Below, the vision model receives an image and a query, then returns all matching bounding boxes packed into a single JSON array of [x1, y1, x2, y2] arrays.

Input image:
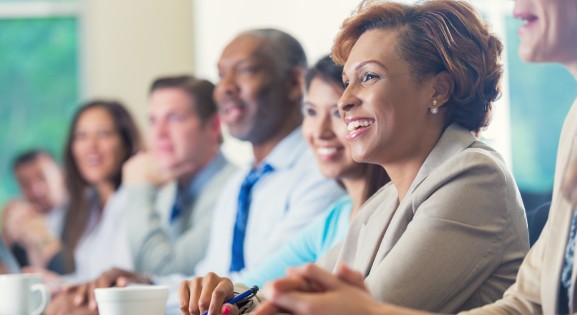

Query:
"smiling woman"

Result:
[[9, 100, 142, 280], [62, 101, 142, 277]]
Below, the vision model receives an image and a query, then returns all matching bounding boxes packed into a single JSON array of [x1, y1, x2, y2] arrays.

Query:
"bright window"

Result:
[[0, 2, 81, 206]]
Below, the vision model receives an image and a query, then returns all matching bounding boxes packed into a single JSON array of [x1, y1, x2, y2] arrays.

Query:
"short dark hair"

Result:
[[149, 75, 217, 124], [333, 0, 503, 133], [12, 149, 53, 172], [306, 55, 344, 90], [243, 28, 308, 74]]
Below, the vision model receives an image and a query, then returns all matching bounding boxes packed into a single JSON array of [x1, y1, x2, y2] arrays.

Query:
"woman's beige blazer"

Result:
[[318, 124, 530, 313]]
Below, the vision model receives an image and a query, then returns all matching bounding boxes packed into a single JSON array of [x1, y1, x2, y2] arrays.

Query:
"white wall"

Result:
[[83, 0, 195, 134], [192, 0, 361, 80]]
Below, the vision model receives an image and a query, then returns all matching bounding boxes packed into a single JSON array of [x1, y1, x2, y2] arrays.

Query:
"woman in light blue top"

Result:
[[235, 55, 390, 288]]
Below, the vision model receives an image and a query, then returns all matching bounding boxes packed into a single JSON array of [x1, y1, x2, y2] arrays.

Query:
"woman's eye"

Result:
[[361, 72, 380, 83], [333, 109, 341, 118], [304, 107, 316, 117]]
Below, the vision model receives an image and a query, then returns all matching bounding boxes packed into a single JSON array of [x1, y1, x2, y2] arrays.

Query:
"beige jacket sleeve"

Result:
[[461, 99, 577, 315], [459, 225, 546, 315]]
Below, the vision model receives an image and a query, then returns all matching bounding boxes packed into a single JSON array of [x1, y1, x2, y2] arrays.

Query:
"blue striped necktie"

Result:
[[229, 163, 274, 273], [560, 212, 577, 313], [169, 192, 183, 224]]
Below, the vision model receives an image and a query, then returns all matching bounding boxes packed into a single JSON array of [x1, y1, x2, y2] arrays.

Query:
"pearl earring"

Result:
[[430, 99, 439, 114]]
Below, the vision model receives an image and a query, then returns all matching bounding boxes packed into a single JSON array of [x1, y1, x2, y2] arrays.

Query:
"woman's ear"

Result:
[[432, 71, 454, 107]]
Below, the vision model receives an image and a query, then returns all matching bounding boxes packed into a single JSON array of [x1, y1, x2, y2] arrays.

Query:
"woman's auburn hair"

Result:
[[332, 0, 503, 133]]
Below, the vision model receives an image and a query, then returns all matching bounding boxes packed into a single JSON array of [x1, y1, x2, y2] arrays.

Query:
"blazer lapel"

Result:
[[353, 188, 399, 276], [409, 124, 476, 194], [370, 196, 415, 272]]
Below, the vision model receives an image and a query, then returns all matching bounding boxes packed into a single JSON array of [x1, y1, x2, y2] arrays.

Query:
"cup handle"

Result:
[[30, 283, 51, 315]]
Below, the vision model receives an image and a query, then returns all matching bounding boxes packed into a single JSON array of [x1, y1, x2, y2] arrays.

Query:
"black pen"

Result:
[[202, 286, 259, 315]]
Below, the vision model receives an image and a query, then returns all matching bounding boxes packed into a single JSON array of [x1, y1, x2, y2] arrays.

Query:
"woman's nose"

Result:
[[338, 86, 360, 114], [314, 114, 335, 140]]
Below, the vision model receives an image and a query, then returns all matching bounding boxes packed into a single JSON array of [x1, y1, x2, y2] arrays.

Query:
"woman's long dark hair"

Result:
[[306, 55, 390, 202], [61, 100, 142, 272]]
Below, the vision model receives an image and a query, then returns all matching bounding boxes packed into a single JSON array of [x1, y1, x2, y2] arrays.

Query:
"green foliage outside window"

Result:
[[0, 17, 79, 206]]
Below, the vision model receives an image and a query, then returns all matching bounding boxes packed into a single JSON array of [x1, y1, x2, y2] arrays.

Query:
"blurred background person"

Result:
[[60, 100, 142, 281], [8, 100, 142, 282], [117, 75, 237, 276], [1, 149, 67, 270]]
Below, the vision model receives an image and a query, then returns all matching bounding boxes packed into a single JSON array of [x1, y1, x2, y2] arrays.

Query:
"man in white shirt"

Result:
[[190, 29, 344, 279]]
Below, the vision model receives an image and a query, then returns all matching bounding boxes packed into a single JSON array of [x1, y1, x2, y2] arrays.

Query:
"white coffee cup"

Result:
[[0, 274, 50, 315], [95, 286, 169, 315]]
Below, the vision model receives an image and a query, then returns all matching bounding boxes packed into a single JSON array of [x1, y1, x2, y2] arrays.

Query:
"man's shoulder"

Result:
[[278, 142, 318, 174], [217, 160, 240, 179], [203, 160, 240, 192]]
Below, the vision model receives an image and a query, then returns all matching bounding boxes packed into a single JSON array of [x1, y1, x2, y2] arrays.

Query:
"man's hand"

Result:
[[122, 152, 171, 186], [2, 200, 61, 267], [123, 152, 196, 187]]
